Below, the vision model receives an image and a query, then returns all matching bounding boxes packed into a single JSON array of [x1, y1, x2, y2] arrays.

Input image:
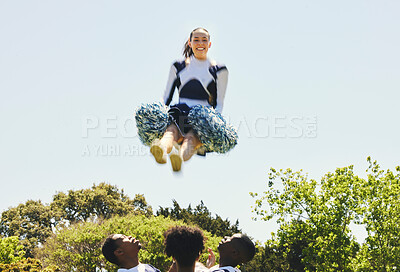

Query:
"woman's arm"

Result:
[[162, 64, 178, 106], [214, 68, 228, 113]]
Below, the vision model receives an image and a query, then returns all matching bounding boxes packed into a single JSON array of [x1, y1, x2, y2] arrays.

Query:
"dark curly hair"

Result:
[[164, 226, 205, 267]]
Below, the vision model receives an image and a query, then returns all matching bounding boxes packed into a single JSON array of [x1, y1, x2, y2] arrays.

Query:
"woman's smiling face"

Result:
[[189, 29, 211, 60]]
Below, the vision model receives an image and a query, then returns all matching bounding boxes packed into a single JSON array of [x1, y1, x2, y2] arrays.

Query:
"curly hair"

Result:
[[164, 226, 205, 267]]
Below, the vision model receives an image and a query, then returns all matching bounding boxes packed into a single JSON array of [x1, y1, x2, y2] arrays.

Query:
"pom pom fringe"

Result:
[[188, 105, 238, 153], [135, 102, 169, 146]]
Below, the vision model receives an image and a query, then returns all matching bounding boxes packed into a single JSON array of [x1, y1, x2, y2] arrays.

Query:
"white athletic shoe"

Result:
[[169, 147, 183, 172], [150, 139, 167, 164]]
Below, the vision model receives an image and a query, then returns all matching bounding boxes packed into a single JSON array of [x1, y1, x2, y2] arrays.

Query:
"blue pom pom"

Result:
[[188, 105, 238, 153], [135, 102, 169, 146]]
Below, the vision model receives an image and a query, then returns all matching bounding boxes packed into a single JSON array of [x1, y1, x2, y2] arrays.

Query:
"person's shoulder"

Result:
[[171, 58, 187, 73], [195, 261, 209, 272], [209, 59, 228, 72], [210, 266, 240, 272], [208, 59, 228, 80], [143, 263, 161, 272]]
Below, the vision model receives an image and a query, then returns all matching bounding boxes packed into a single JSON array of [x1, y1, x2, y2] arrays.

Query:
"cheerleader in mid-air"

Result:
[[135, 27, 237, 172]]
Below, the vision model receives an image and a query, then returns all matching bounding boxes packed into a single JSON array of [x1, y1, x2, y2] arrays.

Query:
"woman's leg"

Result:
[[160, 124, 181, 153], [180, 130, 202, 161], [151, 124, 181, 164]]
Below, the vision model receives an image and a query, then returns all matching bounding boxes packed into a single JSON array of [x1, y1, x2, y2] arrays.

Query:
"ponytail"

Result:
[[182, 27, 210, 58], [183, 39, 193, 59]]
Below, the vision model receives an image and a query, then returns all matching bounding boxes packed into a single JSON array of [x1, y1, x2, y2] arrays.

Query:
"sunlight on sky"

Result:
[[1, 0, 399, 242]]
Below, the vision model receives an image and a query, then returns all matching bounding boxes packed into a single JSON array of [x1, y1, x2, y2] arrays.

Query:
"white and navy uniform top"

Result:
[[209, 266, 241, 272], [195, 265, 241, 272], [117, 263, 161, 272], [162, 55, 229, 114], [210, 266, 240, 272]]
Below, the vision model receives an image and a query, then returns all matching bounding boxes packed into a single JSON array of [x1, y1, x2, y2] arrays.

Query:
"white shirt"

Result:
[[195, 262, 210, 272], [117, 263, 159, 272], [195, 265, 241, 272], [209, 265, 241, 272]]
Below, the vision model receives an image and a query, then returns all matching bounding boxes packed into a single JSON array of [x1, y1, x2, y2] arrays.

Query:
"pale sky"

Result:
[[1, 0, 399, 243]]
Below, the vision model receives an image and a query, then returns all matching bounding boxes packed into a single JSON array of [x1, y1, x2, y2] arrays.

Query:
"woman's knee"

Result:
[[183, 132, 195, 142], [184, 132, 201, 147], [165, 124, 180, 138]]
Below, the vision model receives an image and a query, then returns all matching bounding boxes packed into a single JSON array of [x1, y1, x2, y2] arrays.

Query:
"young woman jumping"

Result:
[[135, 27, 237, 172]]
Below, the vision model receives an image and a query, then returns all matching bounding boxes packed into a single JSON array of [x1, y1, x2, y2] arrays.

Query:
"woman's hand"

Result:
[[206, 248, 216, 268], [168, 261, 177, 272]]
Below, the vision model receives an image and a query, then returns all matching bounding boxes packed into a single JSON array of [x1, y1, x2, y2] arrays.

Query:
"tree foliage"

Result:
[[251, 158, 400, 271], [351, 158, 400, 271], [0, 236, 25, 264], [6, 158, 400, 272], [0, 200, 53, 257], [157, 200, 240, 237], [244, 240, 284, 272], [51, 182, 153, 223], [36, 214, 221, 272], [0, 183, 153, 259], [0, 257, 59, 272]]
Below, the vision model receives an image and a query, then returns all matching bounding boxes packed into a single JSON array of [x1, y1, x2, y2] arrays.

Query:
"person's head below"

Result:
[[164, 225, 205, 271], [102, 234, 141, 269], [218, 233, 256, 267], [183, 27, 211, 60]]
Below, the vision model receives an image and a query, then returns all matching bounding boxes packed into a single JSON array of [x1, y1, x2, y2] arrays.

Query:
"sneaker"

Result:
[[169, 148, 183, 172], [150, 139, 167, 164]]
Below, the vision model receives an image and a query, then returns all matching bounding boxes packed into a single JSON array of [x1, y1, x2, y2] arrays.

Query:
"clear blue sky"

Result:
[[1, 0, 399, 243]]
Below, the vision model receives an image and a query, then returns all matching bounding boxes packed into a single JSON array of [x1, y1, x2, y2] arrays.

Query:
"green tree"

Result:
[[51, 182, 152, 223], [36, 214, 221, 272], [0, 183, 153, 259], [244, 240, 285, 272], [350, 158, 400, 271], [157, 200, 240, 237], [251, 166, 362, 271], [0, 236, 25, 264], [0, 200, 53, 258], [245, 223, 311, 272], [0, 257, 59, 272]]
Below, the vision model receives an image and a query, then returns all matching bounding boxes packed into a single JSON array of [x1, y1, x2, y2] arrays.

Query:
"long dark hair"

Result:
[[183, 27, 210, 58]]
